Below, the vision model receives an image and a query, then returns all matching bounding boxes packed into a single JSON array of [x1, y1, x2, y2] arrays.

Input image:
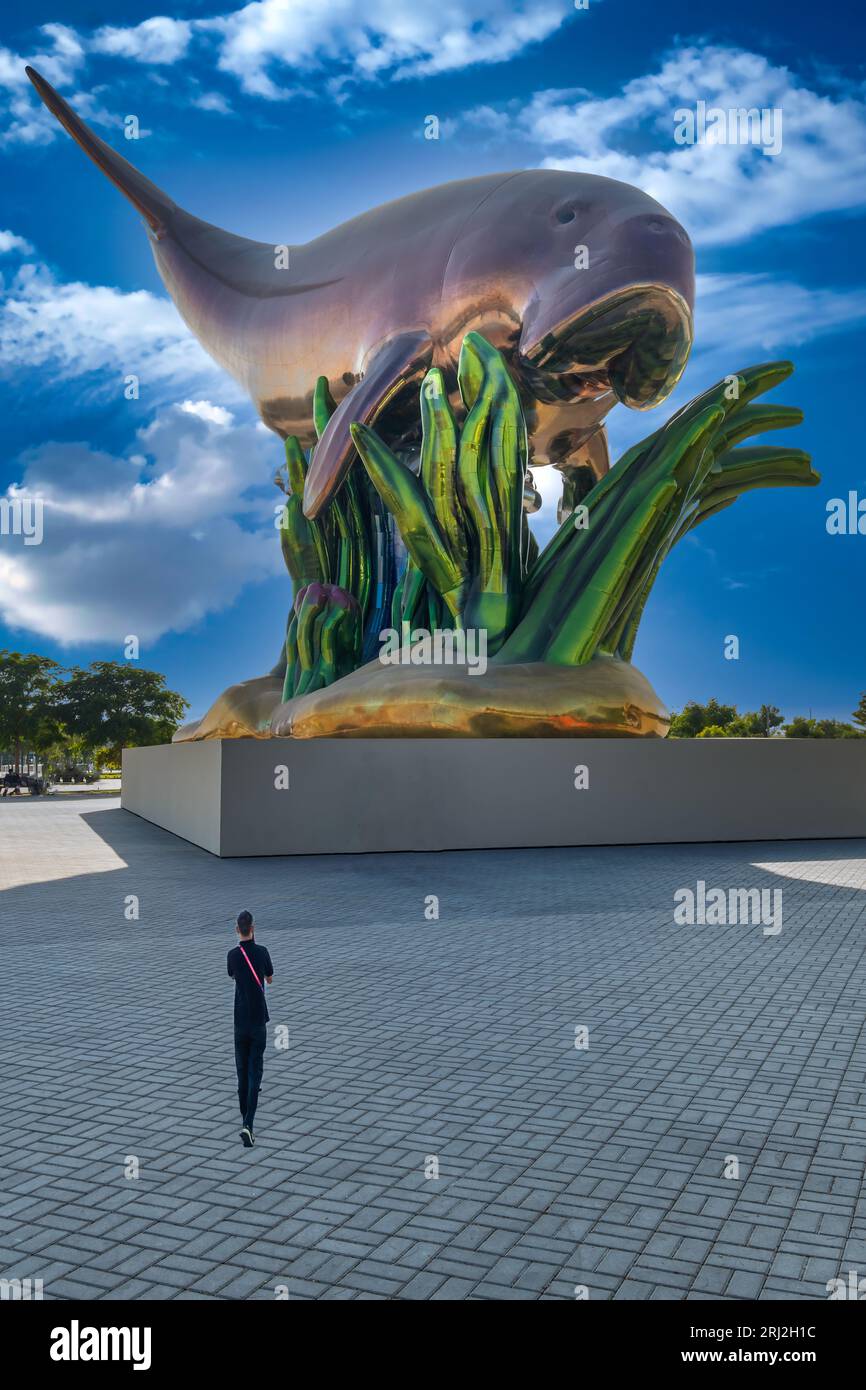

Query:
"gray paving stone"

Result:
[[398, 1270, 447, 1299], [728, 1269, 765, 1299], [1, 797, 864, 1301]]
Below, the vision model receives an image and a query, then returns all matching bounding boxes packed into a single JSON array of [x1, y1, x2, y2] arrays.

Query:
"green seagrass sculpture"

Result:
[[259, 336, 816, 738]]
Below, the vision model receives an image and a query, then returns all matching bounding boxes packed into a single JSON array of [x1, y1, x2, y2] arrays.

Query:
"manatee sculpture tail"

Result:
[[24, 68, 321, 319], [26, 65, 399, 500], [26, 66, 177, 235]]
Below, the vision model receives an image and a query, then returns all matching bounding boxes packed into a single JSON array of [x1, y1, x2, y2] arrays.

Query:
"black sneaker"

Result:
[[240, 1126, 254, 1147]]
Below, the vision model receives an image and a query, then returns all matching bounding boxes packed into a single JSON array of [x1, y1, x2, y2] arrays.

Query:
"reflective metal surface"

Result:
[[27, 66, 695, 520], [28, 66, 707, 748], [271, 656, 670, 739]]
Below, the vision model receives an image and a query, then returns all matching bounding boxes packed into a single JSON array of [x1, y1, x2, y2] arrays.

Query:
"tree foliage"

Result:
[[0, 651, 188, 765], [669, 698, 863, 739], [668, 699, 738, 737], [54, 662, 188, 763], [0, 650, 63, 767], [784, 716, 863, 739]]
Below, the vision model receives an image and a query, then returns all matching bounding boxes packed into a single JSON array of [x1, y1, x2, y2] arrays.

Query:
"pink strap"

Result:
[[239, 944, 263, 990]]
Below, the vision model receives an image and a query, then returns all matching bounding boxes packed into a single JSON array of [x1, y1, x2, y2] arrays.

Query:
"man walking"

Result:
[[227, 910, 274, 1147]]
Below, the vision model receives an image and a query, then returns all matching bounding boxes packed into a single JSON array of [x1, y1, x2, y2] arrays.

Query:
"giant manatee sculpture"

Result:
[[26, 66, 694, 518], [25, 67, 814, 743]]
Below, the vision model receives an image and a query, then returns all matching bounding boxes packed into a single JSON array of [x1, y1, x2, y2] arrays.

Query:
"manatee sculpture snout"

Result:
[[26, 66, 695, 520]]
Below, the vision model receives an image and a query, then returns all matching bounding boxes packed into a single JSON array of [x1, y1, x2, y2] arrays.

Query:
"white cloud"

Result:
[[192, 90, 232, 115], [0, 24, 87, 145], [0, 2, 572, 135], [206, 0, 571, 97], [695, 273, 866, 352], [0, 229, 33, 254], [0, 254, 237, 403], [91, 18, 193, 66], [1, 404, 284, 643], [179, 399, 234, 427], [0, 18, 192, 144], [0, 23, 84, 92], [495, 45, 866, 246], [0, 240, 287, 645]]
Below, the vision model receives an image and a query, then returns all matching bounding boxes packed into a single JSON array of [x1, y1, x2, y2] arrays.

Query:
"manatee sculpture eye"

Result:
[[555, 206, 576, 224]]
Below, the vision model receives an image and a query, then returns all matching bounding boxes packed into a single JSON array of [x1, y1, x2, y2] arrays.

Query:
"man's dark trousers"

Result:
[[234, 1025, 267, 1129]]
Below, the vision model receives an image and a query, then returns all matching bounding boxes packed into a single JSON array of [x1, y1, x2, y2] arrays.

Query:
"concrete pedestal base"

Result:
[[120, 738, 866, 857]]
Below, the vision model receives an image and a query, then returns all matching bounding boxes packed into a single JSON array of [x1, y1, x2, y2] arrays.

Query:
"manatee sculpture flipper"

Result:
[[303, 331, 434, 518]]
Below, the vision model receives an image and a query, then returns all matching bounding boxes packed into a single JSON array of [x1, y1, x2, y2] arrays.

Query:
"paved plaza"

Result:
[[0, 795, 865, 1301]]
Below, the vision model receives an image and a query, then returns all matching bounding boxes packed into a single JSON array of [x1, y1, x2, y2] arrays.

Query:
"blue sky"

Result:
[[0, 0, 864, 722]]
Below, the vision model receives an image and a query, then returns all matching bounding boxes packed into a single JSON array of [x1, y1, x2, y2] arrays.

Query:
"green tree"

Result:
[[737, 705, 785, 737], [785, 716, 863, 739], [783, 716, 815, 738], [0, 650, 64, 770], [56, 662, 188, 764], [670, 700, 787, 738], [668, 699, 739, 737], [853, 693, 866, 731], [40, 730, 96, 773]]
